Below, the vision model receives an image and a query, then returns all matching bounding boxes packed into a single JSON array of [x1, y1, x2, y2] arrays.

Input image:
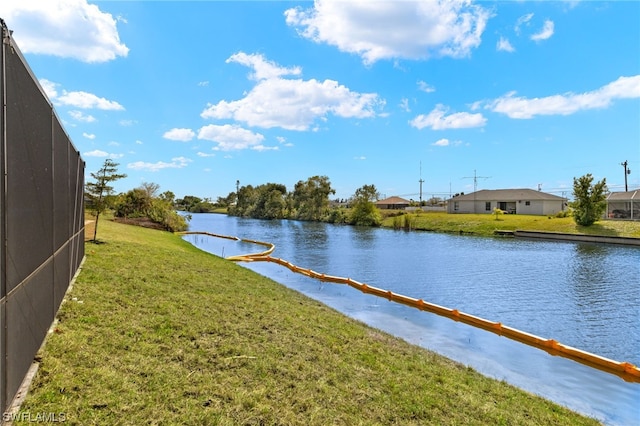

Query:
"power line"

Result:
[[621, 160, 630, 192], [419, 161, 425, 204], [462, 169, 490, 193], [462, 170, 490, 213]]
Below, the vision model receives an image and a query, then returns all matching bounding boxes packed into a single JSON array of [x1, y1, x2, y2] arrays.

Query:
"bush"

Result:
[[114, 185, 189, 232], [572, 174, 607, 226], [326, 207, 349, 224], [349, 202, 381, 226], [147, 199, 189, 232]]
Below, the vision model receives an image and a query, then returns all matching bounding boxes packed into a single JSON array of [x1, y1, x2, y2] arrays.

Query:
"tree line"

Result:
[[85, 159, 612, 243], [225, 176, 382, 226], [84, 161, 385, 244]]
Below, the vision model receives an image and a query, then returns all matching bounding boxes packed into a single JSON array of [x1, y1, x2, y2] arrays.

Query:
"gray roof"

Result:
[[607, 190, 639, 201], [450, 188, 565, 202]]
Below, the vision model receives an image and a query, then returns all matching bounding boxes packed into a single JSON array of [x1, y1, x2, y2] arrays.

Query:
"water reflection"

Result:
[[567, 243, 640, 364]]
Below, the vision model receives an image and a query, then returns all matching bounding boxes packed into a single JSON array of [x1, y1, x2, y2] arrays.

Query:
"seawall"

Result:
[[502, 230, 640, 246]]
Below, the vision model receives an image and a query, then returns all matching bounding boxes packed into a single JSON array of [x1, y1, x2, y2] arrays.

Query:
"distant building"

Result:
[[606, 190, 639, 220], [375, 196, 411, 210], [447, 189, 566, 215]]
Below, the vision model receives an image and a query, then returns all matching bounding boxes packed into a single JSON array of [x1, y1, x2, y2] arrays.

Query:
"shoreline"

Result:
[[502, 229, 640, 246]]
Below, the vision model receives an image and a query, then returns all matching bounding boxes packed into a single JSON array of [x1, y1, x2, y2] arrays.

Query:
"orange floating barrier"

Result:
[[179, 230, 640, 383]]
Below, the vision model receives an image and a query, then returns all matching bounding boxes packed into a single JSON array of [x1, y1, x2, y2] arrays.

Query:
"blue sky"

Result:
[[1, 1, 638, 201]]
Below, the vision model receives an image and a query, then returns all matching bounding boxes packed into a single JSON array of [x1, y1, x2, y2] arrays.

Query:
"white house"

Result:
[[448, 189, 566, 215]]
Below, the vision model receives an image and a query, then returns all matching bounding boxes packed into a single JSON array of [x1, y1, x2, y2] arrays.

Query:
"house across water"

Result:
[[375, 196, 411, 210]]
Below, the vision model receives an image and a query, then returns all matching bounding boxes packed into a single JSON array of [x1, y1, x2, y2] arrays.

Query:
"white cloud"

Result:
[[201, 54, 383, 131], [84, 149, 109, 157], [69, 110, 96, 122], [399, 98, 411, 112], [432, 138, 463, 147], [252, 145, 279, 152], [354, 156, 366, 160], [285, 0, 490, 65], [197, 152, 216, 157], [410, 104, 487, 130], [82, 132, 96, 139], [432, 138, 450, 147], [84, 149, 122, 158], [227, 52, 302, 81], [198, 81, 209, 87], [0, 0, 129, 62], [127, 157, 192, 172], [276, 136, 294, 147], [497, 37, 515, 53], [38, 79, 123, 112], [418, 81, 436, 93], [197, 124, 265, 151], [487, 75, 640, 119], [531, 20, 554, 41], [39, 79, 58, 99], [58, 91, 124, 110], [515, 13, 534, 35], [119, 119, 136, 126], [163, 128, 195, 142]]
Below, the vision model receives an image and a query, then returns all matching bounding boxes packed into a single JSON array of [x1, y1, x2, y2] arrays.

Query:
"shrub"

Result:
[[326, 207, 349, 224]]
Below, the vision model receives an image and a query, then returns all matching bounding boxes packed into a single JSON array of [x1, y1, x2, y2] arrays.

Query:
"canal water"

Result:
[[183, 213, 640, 425]]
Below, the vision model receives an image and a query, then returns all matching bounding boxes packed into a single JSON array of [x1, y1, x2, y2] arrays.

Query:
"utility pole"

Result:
[[462, 170, 490, 213], [419, 162, 425, 205], [621, 160, 630, 192]]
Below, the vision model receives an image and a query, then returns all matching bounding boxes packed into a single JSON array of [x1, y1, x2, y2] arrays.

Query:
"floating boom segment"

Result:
[[178, 231, 640, 383]]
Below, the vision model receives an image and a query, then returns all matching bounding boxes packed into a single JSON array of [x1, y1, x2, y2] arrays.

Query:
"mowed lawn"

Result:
[[381, 211, 640, 238], [18, 218, 601, 425]]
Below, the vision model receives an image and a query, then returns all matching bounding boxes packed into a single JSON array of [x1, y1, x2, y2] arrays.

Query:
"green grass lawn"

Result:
[[18, 218, 601, 425], [381, 211, 640, 238]]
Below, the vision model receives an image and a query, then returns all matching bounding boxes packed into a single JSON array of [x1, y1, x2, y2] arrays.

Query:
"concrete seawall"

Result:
[[506, 230, 640, 246]]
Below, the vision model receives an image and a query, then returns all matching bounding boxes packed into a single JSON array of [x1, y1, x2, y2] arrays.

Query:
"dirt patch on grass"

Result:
[[112, 217, 166, 230], [84, 215, 166, 242]]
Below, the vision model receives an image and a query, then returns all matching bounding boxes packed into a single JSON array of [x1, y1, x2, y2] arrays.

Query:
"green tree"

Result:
[[114, 188, 149, 219], [230, 185, 257, 217], [292, 176, 335, 221], [257, 183, 287, 219], [227, 183, 287, 219], [175, 195, 206, 212], [160, 191, 175, 204], [571, 174, 608, 226], [216, 192, 236, 208], [114, 183, 188, 232], [85, 159, 126, 242], [146, 197, 188, 231], [349, 184, 382, 226]]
